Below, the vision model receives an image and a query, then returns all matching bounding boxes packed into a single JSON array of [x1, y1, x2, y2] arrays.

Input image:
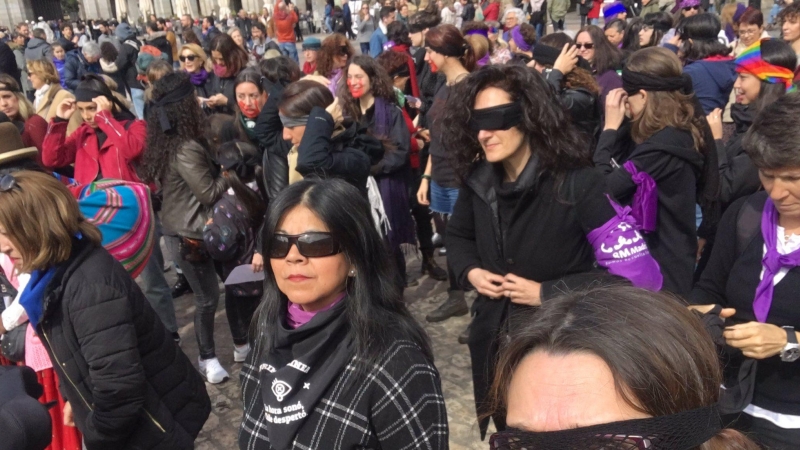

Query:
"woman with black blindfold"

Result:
[[441, 64, 662, 438], [488, 286, 760, 450], [596, 47, 716, 297]]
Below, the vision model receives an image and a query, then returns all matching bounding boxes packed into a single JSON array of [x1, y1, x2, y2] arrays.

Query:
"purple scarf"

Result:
[[328, 68, 343, 96], [286, 292, 346, 329], [623, 161, 658, 233], [753, 199, 800, 322], [187, 68, 209, 86]]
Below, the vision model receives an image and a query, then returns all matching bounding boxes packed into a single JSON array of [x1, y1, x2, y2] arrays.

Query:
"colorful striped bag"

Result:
[[54, 174, 155, 279]]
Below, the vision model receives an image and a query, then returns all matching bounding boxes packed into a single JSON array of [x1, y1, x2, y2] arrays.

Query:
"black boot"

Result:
[[421, 249, 447, 281], [171, 273, 193, 298], [458, 323, 471, 345], [425, 290, 468, 323]]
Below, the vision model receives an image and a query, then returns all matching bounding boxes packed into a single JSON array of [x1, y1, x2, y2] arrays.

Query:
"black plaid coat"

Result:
[[238, 339, 449, 450]]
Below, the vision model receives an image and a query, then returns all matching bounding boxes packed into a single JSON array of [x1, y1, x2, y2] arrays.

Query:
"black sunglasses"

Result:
[[268, 232, 342, 259], [0, 174, 20, 193], [179, 54, 198, 62], [575, 43, 594, 49], [683, 5, 699, 10]]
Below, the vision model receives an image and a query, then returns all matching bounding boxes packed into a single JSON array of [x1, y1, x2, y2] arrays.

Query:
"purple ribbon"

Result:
[[510, 26, 531, 53], [465, 29, 489, 38], [477, 53, 490, 66], [623, 161, 658, 233], [753, 198, 800, 322], [383, 40, 396, 51]]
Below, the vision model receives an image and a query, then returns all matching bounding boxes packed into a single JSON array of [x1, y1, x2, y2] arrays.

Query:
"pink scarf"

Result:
[[286, 292, 346, 329]]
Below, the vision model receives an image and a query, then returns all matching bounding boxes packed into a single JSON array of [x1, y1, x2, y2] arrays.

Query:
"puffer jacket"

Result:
[[115, 23, 144, 91], [160, 139, 229, 239], [144, 32, 174, 65], [63, 50, 100, 91], [37, 238, 211, 449]]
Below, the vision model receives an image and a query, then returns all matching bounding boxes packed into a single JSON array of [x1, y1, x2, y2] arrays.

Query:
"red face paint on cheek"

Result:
[[429, 60, 439, 73], [347, 79, 364, 98]]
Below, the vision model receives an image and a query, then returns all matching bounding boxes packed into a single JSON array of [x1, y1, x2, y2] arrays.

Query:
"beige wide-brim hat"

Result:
[[0, 122, 39, 166]]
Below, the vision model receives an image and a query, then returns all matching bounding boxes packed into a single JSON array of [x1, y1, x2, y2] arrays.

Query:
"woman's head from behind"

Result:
[[640, 12, 672, 48], [259, 179, 431, 365], [442, 64, 589, 179], [377, 50, 413, 90], [317, 34, 354, 78], [141, 71, 205, 183], [489, 286, 759, 449], [386, 21, 412, 48], [734, 38, 796, 108], [744, 92, 800, 221], [278, 80, 334, 146], [623, 47, 702, 148], [0, 171, 101, 272], [259, 56, 303, 89], [679, 13, 732, 60], [424, 24, 476, 73]]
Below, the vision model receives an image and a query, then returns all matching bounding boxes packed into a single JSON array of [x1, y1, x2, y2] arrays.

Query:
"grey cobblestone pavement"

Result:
[[163, 252, 492, 450]]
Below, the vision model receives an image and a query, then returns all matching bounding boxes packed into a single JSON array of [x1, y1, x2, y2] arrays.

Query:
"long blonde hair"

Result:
[[626, 47, 704, 150], [0, 171, 101, 272], [0, 74, 35, 121], [179, 43, 212, 72]]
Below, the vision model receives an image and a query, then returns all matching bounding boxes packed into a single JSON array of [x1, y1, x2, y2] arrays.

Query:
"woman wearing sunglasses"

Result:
[[488, 286, 759, 450], [238, 178, 448, 450], [677, 0, 702, 21], [531, 33, 601, 149], [178, 43, 215, 112], [575, 25, 623, 108], [314, 34, 354, 96]]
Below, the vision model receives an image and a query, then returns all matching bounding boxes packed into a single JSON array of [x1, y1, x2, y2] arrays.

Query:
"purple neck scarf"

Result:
[[477, 53, 491, 66], [287, 292, 346, 329], [328, 68, 343, 96], [753, 198, 800, 322], [510, 26, 531, 53], [623, 161, 658, 233], [187, 68, 209, 86]]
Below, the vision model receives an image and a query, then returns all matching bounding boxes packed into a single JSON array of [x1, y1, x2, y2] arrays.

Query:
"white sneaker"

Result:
[[198, 357, 229, 384], [234, 343, 251, 363]]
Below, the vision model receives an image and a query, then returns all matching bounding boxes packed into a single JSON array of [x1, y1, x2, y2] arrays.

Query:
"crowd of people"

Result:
[[1, 0, 800, 448]]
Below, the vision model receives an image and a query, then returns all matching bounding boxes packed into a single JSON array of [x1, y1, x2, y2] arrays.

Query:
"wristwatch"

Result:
[[780, 326, 800, 362]]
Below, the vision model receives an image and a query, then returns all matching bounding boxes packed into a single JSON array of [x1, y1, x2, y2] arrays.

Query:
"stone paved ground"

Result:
[[164, 251, 492, 450]]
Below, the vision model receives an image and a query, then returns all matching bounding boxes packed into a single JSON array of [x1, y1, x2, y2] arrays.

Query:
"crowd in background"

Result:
[[1, 0, 800, 448]]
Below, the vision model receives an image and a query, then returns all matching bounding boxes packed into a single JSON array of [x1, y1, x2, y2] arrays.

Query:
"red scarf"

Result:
[[390, 45, 420, 98], [303, 61, 316, 75]]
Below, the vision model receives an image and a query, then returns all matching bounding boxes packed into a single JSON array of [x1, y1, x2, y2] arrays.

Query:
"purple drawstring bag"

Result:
[[623, 161, 658, 233], [586, 196, 663, 291]]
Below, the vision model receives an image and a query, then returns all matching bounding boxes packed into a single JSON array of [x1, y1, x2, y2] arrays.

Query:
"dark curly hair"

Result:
[[316, 33, 353, 78], [442, 65, 591, 180], [338, 55, 398, 121], [258, 56, 302, 88], [537, 34, 600, 96], [386, 21, 412, 47], [139, 71, 206, 183]]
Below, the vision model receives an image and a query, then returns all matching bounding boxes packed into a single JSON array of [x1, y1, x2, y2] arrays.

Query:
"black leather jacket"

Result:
[[161, 140, 229, 239]]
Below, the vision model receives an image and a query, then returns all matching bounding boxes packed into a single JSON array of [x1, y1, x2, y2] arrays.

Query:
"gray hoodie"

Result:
[[24, 37, 53, 61]]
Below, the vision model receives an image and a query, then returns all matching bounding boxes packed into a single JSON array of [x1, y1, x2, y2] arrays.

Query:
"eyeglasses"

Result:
[[739, 28, 760, 36], [683, 5, 699, 11], [179, 54, 197, 62], [0, 174, 20, 193], [268, 232, 342, 259], [575, 43, 594, 50]]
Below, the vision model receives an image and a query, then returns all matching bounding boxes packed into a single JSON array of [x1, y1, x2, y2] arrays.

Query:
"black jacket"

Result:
[[202, 27, 222, 54], [544, 69, 601, 148], [235, 17, 252, 39], [57, 36, 76, 53], [463, 3, 476, 21], [115, 24, 143, 91], [37, 239, 211, 449], [208, 72, 236, 114], [594, 124, 704, 298], [412, 49, 445, 129], [63, 50, 100, 91], [161, 140, 230, 239], [361, 102, 410, 176], [448, 158, 619, 435], [255, 84, 292, 201], [0, 41, 21, 87], [297, 106, 384, 193], [718, 104, 759, 211], [192, 71, 218, 101]]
